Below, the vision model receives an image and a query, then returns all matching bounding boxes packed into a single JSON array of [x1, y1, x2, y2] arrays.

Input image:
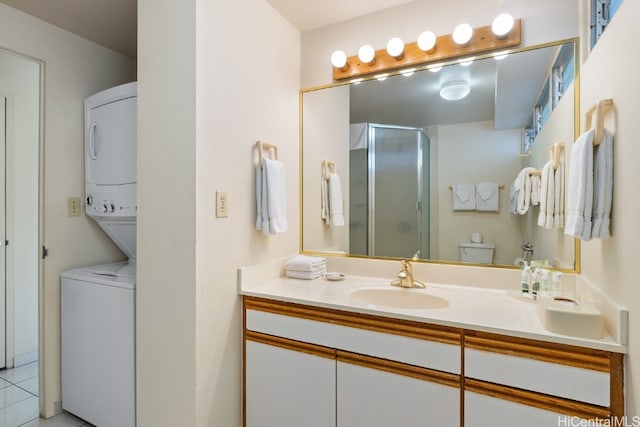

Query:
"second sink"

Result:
[[349, 288, 450, 310]]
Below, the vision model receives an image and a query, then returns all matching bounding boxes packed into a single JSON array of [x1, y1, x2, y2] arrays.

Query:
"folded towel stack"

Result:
[[285, 255, 327, 280]]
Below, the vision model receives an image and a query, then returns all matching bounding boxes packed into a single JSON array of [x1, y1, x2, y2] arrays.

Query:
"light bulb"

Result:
[[386, 37, 404, 58], [492, 13, 514, 38], [401, 68, 416, 77], [375, 73, 388, 81], [417, 31, 436, 52], [428, 65, 442, 73], [330, 50, 347, 69], [358, 45, 376, 64], [452, 23, 473, 45], [493, 52, 508, 60], [459, 58, 474, 67]]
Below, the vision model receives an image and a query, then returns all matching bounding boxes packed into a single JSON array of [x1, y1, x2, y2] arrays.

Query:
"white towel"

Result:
[[530, 175, 541, 206], [591, 129, 613, 239], [320, 178, 330, 225], [537, 161, 554, 229], [329, 173, 345, 226], [255, 158, 287, 235], [565, 129, 595, 240], [452, 184, 476, 210], [286, 270, 324, 280], [553, 160, 565, 228], [516, 167, 537, 215], [475, 182, 499, 211], [285, 255, 327, 272], [509, 181, 518, 214]]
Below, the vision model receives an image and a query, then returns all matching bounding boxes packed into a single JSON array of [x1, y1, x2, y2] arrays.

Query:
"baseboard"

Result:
[[14, 350, 38, 367]]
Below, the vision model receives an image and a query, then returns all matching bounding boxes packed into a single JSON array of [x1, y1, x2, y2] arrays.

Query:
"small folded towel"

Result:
[[329, 173, 345, 226], [256, 158, 287, 235], [537, 161, 554, 229], [516, 167, 537, 215], [591, 129, 613, 239], [453, 184, 476, 210], [565, 129, 595, 240], [476, 182, 499, 212], [285, 255, 327, 272], [286, 270, 324, 280]]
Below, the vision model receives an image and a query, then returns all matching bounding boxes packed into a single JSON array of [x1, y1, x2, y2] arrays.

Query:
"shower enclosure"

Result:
[[349, 123, 430, 259]]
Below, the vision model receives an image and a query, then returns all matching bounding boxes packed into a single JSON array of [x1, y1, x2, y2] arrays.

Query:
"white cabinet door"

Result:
[[245, 340, 336, 427], [337, 360, 459, 427], [465, 391, 587, 427]]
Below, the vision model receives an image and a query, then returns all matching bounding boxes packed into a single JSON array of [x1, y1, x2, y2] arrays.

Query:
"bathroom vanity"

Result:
[[240, 272, 625, 427]]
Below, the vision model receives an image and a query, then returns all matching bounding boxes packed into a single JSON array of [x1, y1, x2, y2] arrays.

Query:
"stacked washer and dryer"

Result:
[[61, 82, 137, 427]]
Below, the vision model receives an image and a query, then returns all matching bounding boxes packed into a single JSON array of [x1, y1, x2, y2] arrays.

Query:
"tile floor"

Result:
[[0, 362, 91, 426]]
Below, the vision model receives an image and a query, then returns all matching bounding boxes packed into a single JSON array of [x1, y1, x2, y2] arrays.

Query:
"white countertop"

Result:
[[240, 274, 626, 353]]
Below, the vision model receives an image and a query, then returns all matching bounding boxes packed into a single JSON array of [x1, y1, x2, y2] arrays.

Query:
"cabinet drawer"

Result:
[[464, 331, 618, 408], [244, 297, 462, 374]]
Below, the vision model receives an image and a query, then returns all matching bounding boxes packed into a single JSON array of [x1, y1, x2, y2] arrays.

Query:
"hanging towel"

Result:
[[452, 184, 476, 210], [255, 158, 287, 235], [329, 173, 345, 226], [509, 181, 518, 214], [320, 178, 330, 225], [565, 129, 595, 240], [515, 167, 537, 215], [530, 175, 541, 206], [553, 160, 565, 228], [591, 129, 613, 239], [475, 182, 499, 211], [537, 161, 554, 229]]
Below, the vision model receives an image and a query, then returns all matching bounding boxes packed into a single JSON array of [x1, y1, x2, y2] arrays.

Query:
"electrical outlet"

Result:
[[67, 197, 81, 217], [216, 191, 229, 218]]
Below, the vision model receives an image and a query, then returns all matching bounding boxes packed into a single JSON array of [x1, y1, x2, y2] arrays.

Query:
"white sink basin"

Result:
[[349, 288, 450, 310], [538, 296, 604, 339]]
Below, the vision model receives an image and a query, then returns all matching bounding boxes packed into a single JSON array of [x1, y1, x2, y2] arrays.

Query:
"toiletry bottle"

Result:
[[540, 269, 550, 296], [531, 268, 540, 300], [551, 271, 562, 296], [521, 265, 530, 295]]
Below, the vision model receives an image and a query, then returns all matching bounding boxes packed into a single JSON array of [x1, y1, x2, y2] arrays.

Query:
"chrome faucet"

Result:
[[391, 260, 426, 289]]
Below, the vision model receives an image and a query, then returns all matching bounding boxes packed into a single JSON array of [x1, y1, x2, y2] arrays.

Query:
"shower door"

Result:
[[368, 124, 426, 258]]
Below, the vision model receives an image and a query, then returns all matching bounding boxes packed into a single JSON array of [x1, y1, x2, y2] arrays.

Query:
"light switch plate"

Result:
[[216, 191, 229, 218], [67, 197, 81, 217]]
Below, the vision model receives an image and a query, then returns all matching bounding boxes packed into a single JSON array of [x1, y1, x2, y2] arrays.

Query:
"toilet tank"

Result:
[[459, 242, 495, 264]]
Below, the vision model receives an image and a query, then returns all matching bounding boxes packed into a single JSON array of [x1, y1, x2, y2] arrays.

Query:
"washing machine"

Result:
[[61, 261, 135, 427]]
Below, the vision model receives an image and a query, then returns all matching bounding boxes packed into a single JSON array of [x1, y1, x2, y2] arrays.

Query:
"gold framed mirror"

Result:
[[300, 38, 580, 273]]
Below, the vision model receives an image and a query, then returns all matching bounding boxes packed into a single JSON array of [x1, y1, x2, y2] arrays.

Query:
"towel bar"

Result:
[[584, 99, 614, 146], [322, 160, 337, 180], [448, 184, 505, 190], [257, 140, 278, 166]]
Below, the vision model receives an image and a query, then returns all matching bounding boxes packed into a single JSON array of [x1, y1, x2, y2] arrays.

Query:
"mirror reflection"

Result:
[[302, 40, 578, 270]]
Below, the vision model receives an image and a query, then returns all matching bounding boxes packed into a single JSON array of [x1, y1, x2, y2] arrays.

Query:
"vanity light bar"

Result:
[[332, 19, 522, 81]]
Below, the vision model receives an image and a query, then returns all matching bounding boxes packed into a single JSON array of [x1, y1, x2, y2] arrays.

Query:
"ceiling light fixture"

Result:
[[492, 13, 514, 38], [417, 31, 437, 52], [452, 23, 473, 45], [440, 79, 470, 101], [386, 37, 405, 59], [358, 45, 376, 64]]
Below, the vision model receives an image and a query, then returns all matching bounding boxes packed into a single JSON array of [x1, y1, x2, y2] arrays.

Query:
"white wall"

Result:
[[0, 51, 39, 365], [302, 86, 350, 253], [194, 0, 299, 425], [522, 83, 576, 269], [301, 0, 579, 88], [0, 3, 136, 417], [435, 121, 522, 265], [577, 0, 639, 415], [137, 0, 300, 425], [137, 0, 197, 425]]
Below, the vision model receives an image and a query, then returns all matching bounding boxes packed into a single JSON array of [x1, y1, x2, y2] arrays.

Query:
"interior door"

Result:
[[0, 96, 7, 368]]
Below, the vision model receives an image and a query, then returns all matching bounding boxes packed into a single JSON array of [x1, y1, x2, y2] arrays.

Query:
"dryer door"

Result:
[[86, 96, 136, 186]]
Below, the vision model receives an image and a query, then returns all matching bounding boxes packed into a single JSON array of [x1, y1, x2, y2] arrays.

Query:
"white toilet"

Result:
[[459, 242, 495, 264]]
